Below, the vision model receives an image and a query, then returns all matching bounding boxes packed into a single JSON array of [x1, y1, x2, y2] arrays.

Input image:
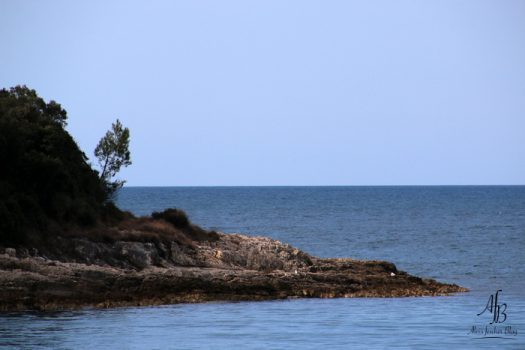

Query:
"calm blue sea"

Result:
[[1, 186, 524, 349]]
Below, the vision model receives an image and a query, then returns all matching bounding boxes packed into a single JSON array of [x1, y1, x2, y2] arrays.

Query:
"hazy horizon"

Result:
[[121, 184, 525, 187]]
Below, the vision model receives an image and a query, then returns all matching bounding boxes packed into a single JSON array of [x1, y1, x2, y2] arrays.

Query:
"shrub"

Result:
[[151, 208, 219, 242], [151, 208, 190, 228]]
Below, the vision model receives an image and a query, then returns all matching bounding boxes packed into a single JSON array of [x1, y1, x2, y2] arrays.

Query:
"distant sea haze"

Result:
[[2, 186, 523, 349]]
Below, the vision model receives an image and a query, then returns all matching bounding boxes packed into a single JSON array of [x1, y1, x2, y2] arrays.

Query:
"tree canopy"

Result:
[[0, 86, 125, 245], [95, 119, 132, 196]]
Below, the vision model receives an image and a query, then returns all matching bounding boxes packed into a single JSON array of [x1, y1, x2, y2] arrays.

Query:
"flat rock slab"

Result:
[[0, 233, 467, 311]]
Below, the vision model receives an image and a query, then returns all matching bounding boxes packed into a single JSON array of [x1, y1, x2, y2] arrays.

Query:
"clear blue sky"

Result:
[[1, 1, 524, 185]]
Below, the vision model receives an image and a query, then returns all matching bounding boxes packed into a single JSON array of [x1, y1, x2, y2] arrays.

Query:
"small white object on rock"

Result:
[[390, 272, 396, 277], [294, 269, 298, 275]]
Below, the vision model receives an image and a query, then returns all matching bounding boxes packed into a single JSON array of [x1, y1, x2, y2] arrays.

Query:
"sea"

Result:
[[1, 186, 524, 349]]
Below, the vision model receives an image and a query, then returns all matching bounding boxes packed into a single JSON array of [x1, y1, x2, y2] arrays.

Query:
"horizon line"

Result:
[[123, 184, 525, 188]]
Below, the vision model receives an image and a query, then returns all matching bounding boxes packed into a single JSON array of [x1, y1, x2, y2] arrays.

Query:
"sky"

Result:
[[1, 0, 524, 186]]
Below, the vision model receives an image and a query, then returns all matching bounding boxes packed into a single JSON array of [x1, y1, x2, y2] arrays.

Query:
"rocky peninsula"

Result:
[[0, 214, 467, 311], [0, 86, 467, 312]]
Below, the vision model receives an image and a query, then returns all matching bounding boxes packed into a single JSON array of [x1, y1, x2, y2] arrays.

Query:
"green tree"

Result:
[[94, 119, 132, 196], [0, 85, 112, 243]]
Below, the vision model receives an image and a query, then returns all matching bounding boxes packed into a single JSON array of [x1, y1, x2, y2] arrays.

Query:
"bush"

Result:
[[151, 208, 190, 228], [151, 208, 219, 242]]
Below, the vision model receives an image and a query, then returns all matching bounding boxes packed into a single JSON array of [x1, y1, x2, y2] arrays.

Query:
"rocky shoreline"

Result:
[[0, 87, 468, 312], [0, 231, 467, 311]]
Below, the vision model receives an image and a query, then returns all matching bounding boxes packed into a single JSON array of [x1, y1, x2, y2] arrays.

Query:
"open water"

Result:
[[1, 186, 524, 349]]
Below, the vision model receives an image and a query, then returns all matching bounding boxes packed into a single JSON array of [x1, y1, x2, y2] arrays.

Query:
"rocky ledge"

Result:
[[0, 229, 467, 311]]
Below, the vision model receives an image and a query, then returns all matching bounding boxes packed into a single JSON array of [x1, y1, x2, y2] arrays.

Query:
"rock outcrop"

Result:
[[0, 231, 467, 311]]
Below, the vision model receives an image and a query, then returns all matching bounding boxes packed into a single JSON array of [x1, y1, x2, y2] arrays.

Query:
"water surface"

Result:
[[1, 186, 524, 348]]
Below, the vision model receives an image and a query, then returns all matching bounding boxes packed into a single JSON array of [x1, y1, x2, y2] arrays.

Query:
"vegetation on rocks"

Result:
[[0, 86, 468, 311], [0, 85, 220, 250]]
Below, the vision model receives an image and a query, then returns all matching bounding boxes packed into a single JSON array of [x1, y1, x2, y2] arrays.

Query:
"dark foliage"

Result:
[[151, 208, 219, 242], [152, 208, 190, 228], [0, 86, 123, 245]]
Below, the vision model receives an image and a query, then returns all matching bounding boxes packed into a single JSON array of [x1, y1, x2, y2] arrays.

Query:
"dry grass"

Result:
[[117, 217, 197, 248], [51, 208, 219, 250]]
